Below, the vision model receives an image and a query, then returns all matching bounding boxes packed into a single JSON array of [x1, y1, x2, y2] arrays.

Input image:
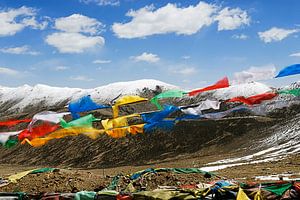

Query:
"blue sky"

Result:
[[0, 0, 299, 89]]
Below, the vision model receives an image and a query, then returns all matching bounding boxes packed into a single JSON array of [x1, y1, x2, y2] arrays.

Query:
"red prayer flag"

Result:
[[227, 92, 277, 105], [0, 119, 31, 127], [188, 77, 229, 96], [18, 123, 60, 141]]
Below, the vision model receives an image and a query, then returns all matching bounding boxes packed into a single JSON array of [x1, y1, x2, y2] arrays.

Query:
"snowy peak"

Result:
[[0, 79, 176, 115], [0, 79, 276, 116], [214, 82, 272, 99]]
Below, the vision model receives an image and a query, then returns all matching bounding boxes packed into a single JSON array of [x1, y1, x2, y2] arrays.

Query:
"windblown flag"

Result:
[[68, 95, 110, 119], [237, 188, 250, 200], [18, 123, 60, 141], [227, 92, 277, 105], [201, 105, 249, 119], [188, 77, 229, 96], [0, 119, 31, 127], [104, 124, 145, 138], [60, 114, 100, 128], [128, 124, 145, 135], [275, 64, 300, 78], [28, 111, 70, 130], [143, 120, 175, 133], [23, 127, 105, 147], [0, 131, 21, 146], [102, 114, 139, 129], [181, 100, 221, 115], [112, 95, 148, 118], [279, 88, 300, 96], [141, 105, 179, 123], [150, 89, 187, 110], [141, 105, 179, 133]]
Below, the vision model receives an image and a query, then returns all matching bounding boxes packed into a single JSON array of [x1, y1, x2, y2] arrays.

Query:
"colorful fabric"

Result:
[[74, 191, 96, 200], [279, 88, 300, 96], [150, 89, 186, 110], [18, 123, 60, 141], [104, 124, 145, 138], [8, 168, 57, 183], [133, 189, 198, 199], [275, 64, 300, 78], [60, 114, 100, 128], [254, 189, 263, 200], [201, 105, 249, 119], [227, 92, 277, 105], [128, 124, 145, 135], [263, 183, 292, 196], [4, 138, 18, 148], [112, 95, 148, 118], [28, 111, 70, 130], [0, 119, 31, 127], [68, 95, 110, 119], [101, 114, 141, 138], [188, 77, 229, 96], [23, 127, 105, 147], [237, 188, 250, 200], [141, 105, 179, 123], [0, 131, 21, 145], [181, 100, 221, 115], [143, 120, 175, 133], [102, 114, 139, 130]]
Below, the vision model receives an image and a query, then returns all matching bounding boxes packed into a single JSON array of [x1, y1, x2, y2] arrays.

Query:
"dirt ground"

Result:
[[1, 153, 300, 193]]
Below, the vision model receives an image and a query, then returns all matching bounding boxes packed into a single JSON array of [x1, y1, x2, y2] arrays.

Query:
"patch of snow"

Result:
[[202, 114, 300, 171], [255, 174, 300, 181], [0, 79, 177, 114], [200, 163, 245, 172], [212, 82, 272, 100]]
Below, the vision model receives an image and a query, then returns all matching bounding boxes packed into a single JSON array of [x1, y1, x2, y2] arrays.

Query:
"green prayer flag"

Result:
[[60, 114, 100, 128], [30, 168, 57, 174], [75, 191, 96, 200], [4, 138, 18, 148], [263, 183, 292, 196], [279, 88, 300, 96], [150, 89, 187, 110]]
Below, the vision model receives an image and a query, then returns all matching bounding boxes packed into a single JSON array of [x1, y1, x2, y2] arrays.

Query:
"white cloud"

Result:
[[55, 14, 103, 35], [130, 52, 160, 63], [232, 34, 248, 40], [0, 67, 20, 76], [171, 67, 197, 76], [22, 16, 48, 30], [70, 75, 94, 81], [46, 14, 105, 53], [258, 27, 299, 43], [112, 2, 217, 38], [0, 6, 47, 37], [0, 45, 40, 55], [54, 66, 70, 71], [215, 7, 250, 31], [233, 65, 276, 84], [112, 2, 250, 38], [79, 0, 120, 6], [289, 52, 300, 57], [182, 55, 191, 59], [93, 59, 111, 64], [46, 32, 105, 53]]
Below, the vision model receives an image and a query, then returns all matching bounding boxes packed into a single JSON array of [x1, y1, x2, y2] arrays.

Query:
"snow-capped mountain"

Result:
[[0, 79, 295, 116], [0, 79, 177, 115], [212, 81, 272, 99]]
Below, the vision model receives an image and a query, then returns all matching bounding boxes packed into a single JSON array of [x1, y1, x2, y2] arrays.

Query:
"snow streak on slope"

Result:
[[0, 79, 177, 114], [201, 114, 300, 171]]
